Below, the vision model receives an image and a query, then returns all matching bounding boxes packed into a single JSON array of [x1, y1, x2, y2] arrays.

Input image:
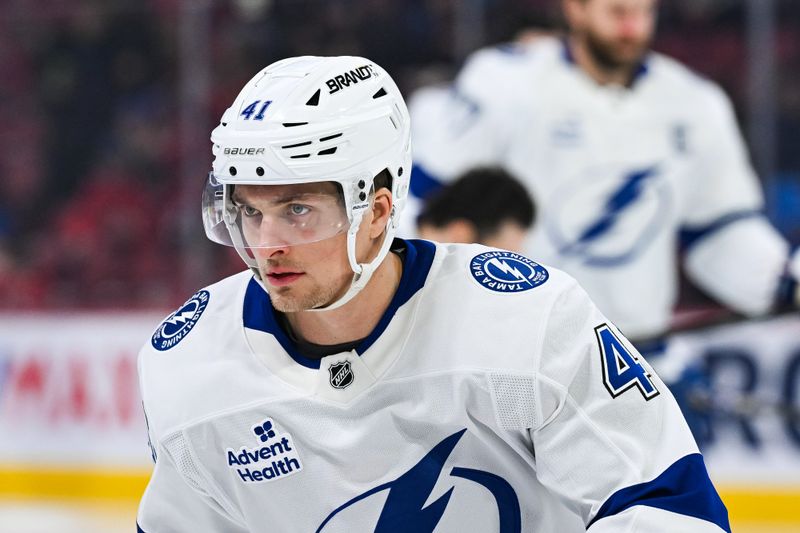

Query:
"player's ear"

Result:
[[368, 187, 393, 240]]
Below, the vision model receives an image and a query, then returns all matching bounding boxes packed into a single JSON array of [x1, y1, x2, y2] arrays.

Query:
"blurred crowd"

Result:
[[1, 0, 799, 310]]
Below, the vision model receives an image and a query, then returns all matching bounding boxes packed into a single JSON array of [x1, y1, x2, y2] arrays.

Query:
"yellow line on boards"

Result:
[[0, 466, 152, 501], [719, 486, 800, 524], [0, 467, 798, 524]]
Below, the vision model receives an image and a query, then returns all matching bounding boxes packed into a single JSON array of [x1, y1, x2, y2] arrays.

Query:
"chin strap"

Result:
[[248, 229, 394, 312], [307, 221, 396, 312]]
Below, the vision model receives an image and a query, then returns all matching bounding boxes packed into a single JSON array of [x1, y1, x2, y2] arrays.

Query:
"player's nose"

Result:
[[250, 219, 292, 259], [257, 216, 293, 246], [618, 11, 650, 39]]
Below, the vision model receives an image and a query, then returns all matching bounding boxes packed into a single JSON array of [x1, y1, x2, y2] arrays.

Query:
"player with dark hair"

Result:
[[416, 166, 535, 252]]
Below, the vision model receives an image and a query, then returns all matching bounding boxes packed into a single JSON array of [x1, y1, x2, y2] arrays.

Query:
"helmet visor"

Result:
[[202, 173, 351, 250]]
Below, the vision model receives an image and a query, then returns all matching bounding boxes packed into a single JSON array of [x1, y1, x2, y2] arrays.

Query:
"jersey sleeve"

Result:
[[136, 440, 248, 533], [683, 215, 789, 315], [679, 82, 790, 315], [409, 47, 524, 185], [137, 349, 248, 533], [680, 82, 764, 225], [531, 278, 730, 532]]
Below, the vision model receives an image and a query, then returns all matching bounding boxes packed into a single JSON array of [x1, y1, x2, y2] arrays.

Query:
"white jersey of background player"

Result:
[[410, 0, 800, 342], [137, 56, 729, 532]]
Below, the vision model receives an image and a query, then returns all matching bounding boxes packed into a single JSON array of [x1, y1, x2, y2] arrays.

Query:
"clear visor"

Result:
[[202, 173, 351, 251]]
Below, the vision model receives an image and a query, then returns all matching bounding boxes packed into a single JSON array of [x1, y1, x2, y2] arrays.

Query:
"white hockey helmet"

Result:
[[202, 56, 412, 309]]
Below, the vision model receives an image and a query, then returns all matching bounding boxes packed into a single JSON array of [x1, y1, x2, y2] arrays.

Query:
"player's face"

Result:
[[233, 182, 353, 312], [568, 0, 657, 71], [235, 182, 386, 313]]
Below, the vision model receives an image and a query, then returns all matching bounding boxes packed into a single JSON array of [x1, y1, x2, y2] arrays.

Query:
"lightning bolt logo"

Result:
[[317, 429, 521, 532], [485, 258, 533, 286], [560, 166, 659, 258], [164, 305, 198, 327], [151, 290, 209, 351]]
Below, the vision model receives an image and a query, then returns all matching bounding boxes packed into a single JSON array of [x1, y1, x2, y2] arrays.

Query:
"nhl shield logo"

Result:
[[328, 361, 354, 389]]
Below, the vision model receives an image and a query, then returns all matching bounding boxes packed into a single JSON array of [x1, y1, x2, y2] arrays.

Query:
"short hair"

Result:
[[332, 168, 391, 205], [373, 168, 393, 193], [416, 167, 535, 239]]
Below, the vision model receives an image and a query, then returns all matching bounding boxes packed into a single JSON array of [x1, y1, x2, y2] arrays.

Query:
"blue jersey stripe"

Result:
[[410, 164, 444, 199], [243, 238, 436, 369], [589, 453, 730, 531], [354, 239, 436, 354], [243, 277, 320, 369], [679, 210, 762, 252]]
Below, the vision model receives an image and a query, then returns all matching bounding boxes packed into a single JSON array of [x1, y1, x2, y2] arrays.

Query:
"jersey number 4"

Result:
[[595, 324, 659, 400]]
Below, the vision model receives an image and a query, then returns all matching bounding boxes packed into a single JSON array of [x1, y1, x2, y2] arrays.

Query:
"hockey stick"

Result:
[[664, 307, 800, 423]]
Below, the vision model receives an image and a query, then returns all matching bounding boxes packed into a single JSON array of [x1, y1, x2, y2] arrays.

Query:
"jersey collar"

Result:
[[242, 238, 436, 370]]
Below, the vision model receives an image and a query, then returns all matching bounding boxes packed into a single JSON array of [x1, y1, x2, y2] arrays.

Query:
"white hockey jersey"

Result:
[[410, 37, 790, 340], [137, 239, 729, 532]]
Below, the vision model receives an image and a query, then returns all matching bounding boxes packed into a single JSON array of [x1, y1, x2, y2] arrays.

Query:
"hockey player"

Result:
[[137, 55, 730, 532], [410, 0, 800, 350], [416, 166, 535, 253]]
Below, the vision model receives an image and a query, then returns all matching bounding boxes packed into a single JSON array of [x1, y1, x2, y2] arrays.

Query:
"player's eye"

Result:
[[241, 205, 260, 217], [287, 204, 311, 216]]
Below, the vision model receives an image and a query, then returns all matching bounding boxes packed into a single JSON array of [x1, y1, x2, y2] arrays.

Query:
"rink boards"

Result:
[[0, 312, 798, 525]]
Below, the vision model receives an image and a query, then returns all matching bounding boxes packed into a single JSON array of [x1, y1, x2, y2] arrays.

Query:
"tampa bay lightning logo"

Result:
[[316, 429, 520, 532], [546, 164, 672, 267], [151, 290, 209, 351], [470, 251, 548, 293]]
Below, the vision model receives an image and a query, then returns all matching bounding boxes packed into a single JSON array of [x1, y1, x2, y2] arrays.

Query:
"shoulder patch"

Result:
[[151, 290, 210, 351], [469, 251, 549, 293]]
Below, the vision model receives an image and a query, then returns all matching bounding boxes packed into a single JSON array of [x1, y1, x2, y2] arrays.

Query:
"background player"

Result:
[[410, 0, 800, 357], [137, 55, 729, 532], [415, 166, 535, 252]]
